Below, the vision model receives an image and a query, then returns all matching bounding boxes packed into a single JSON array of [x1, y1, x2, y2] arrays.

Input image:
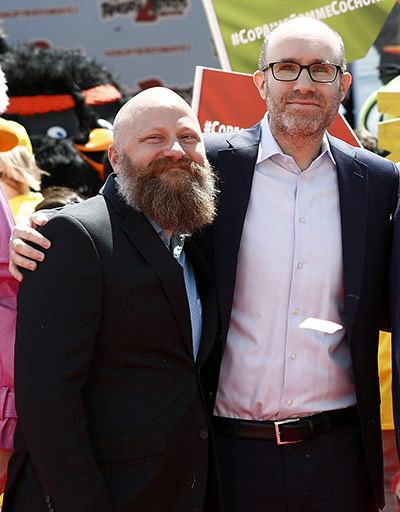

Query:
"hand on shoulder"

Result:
[[9, 211, 51, 282]]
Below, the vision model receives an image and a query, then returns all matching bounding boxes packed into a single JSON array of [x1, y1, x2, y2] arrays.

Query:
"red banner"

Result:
[[192, 66, 360, 147]]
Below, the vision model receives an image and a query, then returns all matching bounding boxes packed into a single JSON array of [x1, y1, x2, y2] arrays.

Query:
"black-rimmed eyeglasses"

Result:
[[262, 62, 343, 83]]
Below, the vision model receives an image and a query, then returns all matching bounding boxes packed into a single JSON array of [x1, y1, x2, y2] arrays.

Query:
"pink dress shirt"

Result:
[[214, 114, 356, 421], [0, 184, 17, 449]]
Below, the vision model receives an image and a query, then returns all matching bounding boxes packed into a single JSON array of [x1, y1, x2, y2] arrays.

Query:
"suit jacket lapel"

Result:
[[100, 175, 194, 357], [213, 124, 261, 338], [330, 138, 368, 338]]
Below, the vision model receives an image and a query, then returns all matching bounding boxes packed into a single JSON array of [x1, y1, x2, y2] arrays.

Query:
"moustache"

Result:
[[146, 156, 199, 177], [285, 92, 325, 105]]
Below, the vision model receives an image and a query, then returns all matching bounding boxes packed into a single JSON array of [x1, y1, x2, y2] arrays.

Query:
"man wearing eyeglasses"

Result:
[[200, 16, 399, 512]]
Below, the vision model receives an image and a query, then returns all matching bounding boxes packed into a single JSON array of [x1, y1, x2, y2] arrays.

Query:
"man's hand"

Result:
[[0, 448, 12, 493], [9, 211, 51, 282]]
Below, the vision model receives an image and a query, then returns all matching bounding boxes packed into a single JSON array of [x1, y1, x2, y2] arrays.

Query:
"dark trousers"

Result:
[[214, 418, 378, 512]]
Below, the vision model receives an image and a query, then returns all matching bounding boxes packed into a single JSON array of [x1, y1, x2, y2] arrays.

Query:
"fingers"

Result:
[[12, 225, 51, 250], [29, 210, 50, 229], [8, 224, 51, 282], [8, 239, 42, 282], [8, 258, 24, 282]]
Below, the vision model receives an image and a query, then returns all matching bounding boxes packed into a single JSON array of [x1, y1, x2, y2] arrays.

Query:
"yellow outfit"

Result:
[[9, 191, 43, 224], [378, 332, 400, 512], [379, 331, 394, 430]]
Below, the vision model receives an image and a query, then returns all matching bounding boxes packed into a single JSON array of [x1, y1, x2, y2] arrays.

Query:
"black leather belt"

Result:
[[212, 406, 357, 445]]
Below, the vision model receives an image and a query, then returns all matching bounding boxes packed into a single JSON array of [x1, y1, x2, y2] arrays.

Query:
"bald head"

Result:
[[258, 17, 346, 71], [108, 86, 207, 178], [113, 87, 200, 149]]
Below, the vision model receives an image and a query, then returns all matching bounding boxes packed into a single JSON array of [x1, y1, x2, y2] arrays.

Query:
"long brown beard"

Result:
[[117, 154, 218, 233]]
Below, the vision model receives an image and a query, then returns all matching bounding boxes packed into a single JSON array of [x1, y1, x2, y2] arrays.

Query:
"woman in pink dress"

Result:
[[0, 183, 17, 492], [0, 64, 18, 494]]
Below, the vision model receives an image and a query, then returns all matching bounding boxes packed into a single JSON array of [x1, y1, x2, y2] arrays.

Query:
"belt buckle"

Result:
[[274, 417, 303, 445]]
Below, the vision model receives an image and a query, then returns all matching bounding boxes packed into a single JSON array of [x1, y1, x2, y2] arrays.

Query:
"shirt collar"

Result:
[[257, 112, 336, 167], [144, 214, 189, 259]]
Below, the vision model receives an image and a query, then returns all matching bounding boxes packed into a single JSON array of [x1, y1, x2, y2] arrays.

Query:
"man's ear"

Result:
[[108, 144, 119, 175], [340, 72, 352, 102], [253, 70, 267, 101]]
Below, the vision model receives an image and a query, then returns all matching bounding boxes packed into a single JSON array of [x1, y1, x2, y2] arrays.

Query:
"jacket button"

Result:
[[199, 427, 209, 440]]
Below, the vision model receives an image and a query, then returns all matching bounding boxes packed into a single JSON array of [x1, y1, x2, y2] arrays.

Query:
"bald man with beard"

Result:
[[3, 88, 223, 512]]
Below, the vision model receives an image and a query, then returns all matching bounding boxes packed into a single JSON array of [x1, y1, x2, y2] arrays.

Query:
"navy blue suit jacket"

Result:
[[200, 123, 399, 508]]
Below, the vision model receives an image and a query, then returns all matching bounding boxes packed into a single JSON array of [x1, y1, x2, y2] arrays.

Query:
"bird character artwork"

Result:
[[0, 43, 127, 197]]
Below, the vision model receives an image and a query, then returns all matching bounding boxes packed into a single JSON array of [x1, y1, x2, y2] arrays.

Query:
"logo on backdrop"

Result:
[[100, 0, 189, 23], [202, 120, 241, 133]]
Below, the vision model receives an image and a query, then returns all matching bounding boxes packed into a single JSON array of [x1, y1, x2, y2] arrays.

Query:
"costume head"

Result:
[[0, 44, 127, 197], [0, 63, 20, 153]]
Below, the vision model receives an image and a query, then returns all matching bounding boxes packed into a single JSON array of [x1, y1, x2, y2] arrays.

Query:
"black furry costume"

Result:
[[0, 44, 126, 197]]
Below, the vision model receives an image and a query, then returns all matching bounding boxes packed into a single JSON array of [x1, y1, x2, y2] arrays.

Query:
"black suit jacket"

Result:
[[4, 175, 222, 512], [200, 123, 398, 508]]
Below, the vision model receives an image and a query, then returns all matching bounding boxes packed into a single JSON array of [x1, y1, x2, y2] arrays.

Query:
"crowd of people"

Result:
[[1, 15, 400, 512]]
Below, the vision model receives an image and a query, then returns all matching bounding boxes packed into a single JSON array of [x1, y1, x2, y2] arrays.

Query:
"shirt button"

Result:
[[297, 261, 304, 269], [290, 353, 297, 360], [293, 308, 299, 315], [287, 399, 293, 406], [199, 427, 209, 440], [299, 216, 305, 224], [301, 174, 306, 181]]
